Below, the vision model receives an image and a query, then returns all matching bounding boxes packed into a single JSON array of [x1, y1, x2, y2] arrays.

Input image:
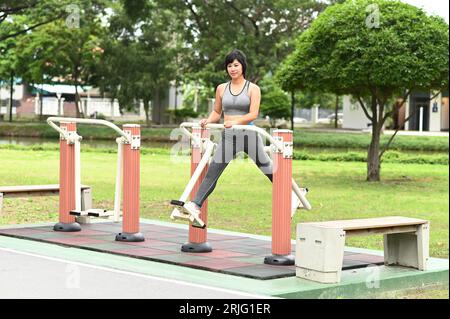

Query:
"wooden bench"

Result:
[[0, 184, 92, 214], [295, 216, 430, 283]]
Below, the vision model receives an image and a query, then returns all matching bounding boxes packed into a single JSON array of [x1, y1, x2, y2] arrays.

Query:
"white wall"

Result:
[[0, 84, 24, 100], [82, 98, 121, 117], [441, 97, 449, 131], [0, 106, 16, 115], [405, 93, 445, 132], [33, 97, 125, 117], [342, 95, 372, 130], [34, 97, 59, 115], [311, 105, 319, 123], [168, 85, 183, 109], [429, 93, 442, 132], [404, 96, 410, 131]]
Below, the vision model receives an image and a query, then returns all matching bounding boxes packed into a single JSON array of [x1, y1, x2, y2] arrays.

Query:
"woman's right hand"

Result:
[[199, 119, 209, 128]]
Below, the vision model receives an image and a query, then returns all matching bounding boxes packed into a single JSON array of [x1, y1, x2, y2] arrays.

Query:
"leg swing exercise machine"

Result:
[[47, 117, 144, 242], [170, 126, 216, 229], [170, 122, 311, 264]]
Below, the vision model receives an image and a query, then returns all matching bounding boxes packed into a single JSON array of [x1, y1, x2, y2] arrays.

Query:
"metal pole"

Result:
[[113, 138, 124, 223], [54, 122, 81, 232], [265, 129, 295, 265], [116, 124, 144, 242], [179, 122, 284, 152], [47, 117, 130, 141]]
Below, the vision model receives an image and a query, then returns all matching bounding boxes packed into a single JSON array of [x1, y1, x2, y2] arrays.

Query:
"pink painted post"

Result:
[[54, 122, 81, 232], [182, 127, 212, 252], [265, 129, 294, 265], [116, 124, 144, 242]]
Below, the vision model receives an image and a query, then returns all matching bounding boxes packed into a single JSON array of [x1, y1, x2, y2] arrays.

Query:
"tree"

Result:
[[13, 2, 107, 118], [182, 80, 212, 115], [119, 0, 335, 124], [259, 75, 291, 127], [13, 32, 57, 119], [154, 0, 330, 89], [277, 0, 449, 181], [93, 1, 177, 125], [333, 95, 342, 129], [296, 91, 337, 110], [0, 22, 19, 122], [296, 91, 339, 126], [0, 0, 71, 41]]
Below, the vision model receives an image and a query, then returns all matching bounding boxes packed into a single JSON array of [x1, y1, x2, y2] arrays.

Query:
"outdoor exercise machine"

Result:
[[170, 122, 311, 265], [47, 117, 144, 242]]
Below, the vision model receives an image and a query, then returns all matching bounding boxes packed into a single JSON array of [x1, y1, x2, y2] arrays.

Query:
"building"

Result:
[[342, 91, 449, 132], [0, 82, 185, 123]]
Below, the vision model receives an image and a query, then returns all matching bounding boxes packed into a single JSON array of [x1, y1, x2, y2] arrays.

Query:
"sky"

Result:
[[400, 0, 449, 23]]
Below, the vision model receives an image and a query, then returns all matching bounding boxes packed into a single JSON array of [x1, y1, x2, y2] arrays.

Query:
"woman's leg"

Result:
[[191, 129, 237, 207], [242, 131, 273, 182], [243, 130, 302, 215]]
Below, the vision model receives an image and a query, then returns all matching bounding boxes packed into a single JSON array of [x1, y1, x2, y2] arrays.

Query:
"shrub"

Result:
[[166, 107, 199, 124]]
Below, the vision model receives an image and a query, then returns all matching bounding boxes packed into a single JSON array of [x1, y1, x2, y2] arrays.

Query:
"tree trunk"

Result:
[[39, 82, 43, 121], [174, 79, 178, 111], [143, 98, 151, 127], [151, 88, 161, 125], [290, 91, 295, 131], [392, 101, 400, 130], [194, 81, 198, 112], [367, 120, 381, 182], [334, 95, 339, 129], [74, 82, 83, 118], [73, 64, 84, 118], [9, 71, 14, 122], [367, 96, 383, 182], [270, 118, 276, 128]]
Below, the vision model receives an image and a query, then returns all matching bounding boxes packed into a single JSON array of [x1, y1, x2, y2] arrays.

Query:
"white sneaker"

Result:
[[183, 201, 205, 228], [170, 208, 188, 220]]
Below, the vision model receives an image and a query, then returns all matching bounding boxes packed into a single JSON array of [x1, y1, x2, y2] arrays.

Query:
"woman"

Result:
[[181, 49, 300, 227]]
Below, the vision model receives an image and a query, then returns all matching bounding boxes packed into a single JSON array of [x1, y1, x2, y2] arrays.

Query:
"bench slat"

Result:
[[345, 225, 419, 237], [0, 184, 90, 194], [302, 216, 427, 231]]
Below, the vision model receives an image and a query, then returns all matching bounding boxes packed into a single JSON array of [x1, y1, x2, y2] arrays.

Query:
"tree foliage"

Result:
[[277, 0, 448, 95], [276, 0, 449, 181], [259, 75, 291, 126], [93, 0, 178, 124], [10, 1, 108, 117], [0, 0, 77, 41], [149, 0, 330, 90], [296, 91, 338, 109]]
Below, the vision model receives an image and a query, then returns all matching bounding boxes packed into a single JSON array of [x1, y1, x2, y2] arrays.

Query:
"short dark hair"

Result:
[[225, 49, 247, 77]]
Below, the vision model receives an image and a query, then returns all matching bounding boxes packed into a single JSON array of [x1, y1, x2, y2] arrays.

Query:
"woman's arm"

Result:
[[225, 83, 261, 126], [200, 84, 224, 126]]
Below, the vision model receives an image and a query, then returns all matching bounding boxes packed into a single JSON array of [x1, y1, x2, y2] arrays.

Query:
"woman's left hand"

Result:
[[224, 120, 238, 128]]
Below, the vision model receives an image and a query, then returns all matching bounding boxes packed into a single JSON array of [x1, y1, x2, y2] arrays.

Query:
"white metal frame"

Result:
[[170, 122, 311, 221], [47, 117, 130, 222]]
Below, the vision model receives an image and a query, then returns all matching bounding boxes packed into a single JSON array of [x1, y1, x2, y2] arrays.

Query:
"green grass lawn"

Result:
[[376, 284, 448, 299], [294, 130, 449, 152], [0, 148, 448, 258]]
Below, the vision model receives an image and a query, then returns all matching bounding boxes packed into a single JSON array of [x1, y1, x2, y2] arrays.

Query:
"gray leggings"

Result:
[[192, 128, 273, 207]]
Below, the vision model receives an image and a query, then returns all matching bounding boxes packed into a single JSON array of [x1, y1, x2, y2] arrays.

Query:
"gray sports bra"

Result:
[[221, 80, 251, 116]]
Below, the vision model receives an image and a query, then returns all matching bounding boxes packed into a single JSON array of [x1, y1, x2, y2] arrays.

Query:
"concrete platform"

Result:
[[0, 220, 385, 280], [0, 219, 448, 298]]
